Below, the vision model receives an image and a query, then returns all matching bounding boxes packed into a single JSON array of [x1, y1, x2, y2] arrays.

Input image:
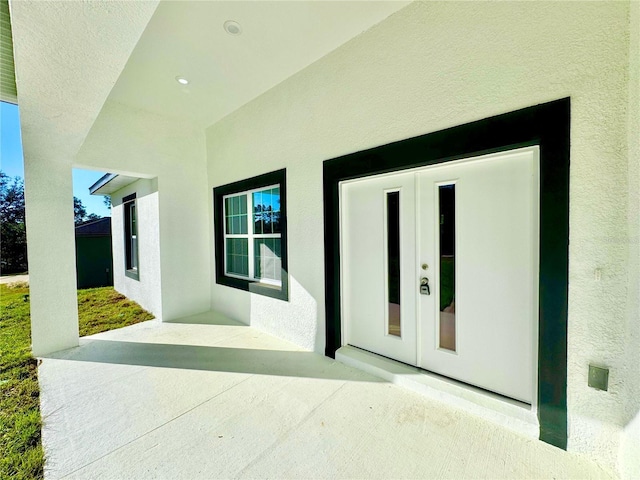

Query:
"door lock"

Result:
[[420, 277, 430, 295]]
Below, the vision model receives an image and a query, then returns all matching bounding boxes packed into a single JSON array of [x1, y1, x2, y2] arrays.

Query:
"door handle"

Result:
[[420, 277, 430, 295]]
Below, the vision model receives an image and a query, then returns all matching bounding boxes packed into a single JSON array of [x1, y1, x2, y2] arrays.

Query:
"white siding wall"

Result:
[[204, 1, 637, 475], [110, 178, 162, 319]]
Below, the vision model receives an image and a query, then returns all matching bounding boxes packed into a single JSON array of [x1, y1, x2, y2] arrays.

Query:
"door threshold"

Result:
[[336, 345, 539, 439]]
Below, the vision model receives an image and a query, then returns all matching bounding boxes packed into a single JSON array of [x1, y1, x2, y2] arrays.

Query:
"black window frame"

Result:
[[123, 193, 139, 280], [213, 169, 288, 301]]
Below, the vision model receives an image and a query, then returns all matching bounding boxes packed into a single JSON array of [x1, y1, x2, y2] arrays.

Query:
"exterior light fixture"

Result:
[[175, 76, 189, 85], [224, 20, 242, 35]]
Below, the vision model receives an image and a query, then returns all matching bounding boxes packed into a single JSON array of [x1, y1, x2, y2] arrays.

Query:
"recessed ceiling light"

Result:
[[175, 76, 189, 85], [224, 20, 242, 35]]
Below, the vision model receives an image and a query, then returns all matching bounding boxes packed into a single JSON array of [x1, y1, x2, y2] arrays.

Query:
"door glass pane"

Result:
[[439, 184, 456, 351], [387, 191, 401, 337]]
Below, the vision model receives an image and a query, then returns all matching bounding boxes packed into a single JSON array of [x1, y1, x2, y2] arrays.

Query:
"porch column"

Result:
[[24, 157, 79, 356]]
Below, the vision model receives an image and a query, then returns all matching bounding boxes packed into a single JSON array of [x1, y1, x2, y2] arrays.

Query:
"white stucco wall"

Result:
[[110, 178, 162, 319], [76, 100, 211, 322], [621, 1, 640, 478], [205, 1, 635, 475], [11, 0, 158, 356], [22, 159, 80, 355]]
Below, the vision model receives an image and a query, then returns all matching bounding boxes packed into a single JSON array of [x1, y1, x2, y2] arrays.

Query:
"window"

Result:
[[224, 186, 281, 283], [213, 169, 288, 300], [123, 193, 139, 280]]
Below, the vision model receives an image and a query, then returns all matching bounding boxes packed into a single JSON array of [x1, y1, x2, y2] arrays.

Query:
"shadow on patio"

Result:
[[42, 337, 382, 382]]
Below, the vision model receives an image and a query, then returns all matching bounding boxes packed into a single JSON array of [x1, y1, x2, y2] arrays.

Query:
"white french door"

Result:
[[341, 171, 417, 365], [341, 147, 539, 403]]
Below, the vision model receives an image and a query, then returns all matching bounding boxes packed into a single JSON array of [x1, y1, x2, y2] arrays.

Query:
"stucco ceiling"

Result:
[[108, 1, 410, 129], [10, 0, 159, 163], [9, 0, 408, 171]]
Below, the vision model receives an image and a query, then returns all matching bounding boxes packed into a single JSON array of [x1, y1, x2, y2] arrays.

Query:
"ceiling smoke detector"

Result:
[[224, 20, 242, 35], [175, 76, 189, 85]]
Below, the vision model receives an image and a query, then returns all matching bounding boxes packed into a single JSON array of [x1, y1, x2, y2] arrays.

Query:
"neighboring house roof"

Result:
[[75, 217, 111, 237]]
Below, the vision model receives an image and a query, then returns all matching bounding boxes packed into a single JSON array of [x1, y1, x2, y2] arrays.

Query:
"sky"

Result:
[[1, 101, 111, 218]]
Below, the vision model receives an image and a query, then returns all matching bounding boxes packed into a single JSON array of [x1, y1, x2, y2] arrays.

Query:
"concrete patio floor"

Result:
[[38, 312, 612, 479]]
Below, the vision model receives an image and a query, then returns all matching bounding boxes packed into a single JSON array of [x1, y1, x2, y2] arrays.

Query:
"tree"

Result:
[[73, 197, 87, 225], [0, 171, 28, 273], [103, 196, 111, 210], [0, 171, 25, 224], [74, 197, 102, 225], [1, 176, 102, 273]]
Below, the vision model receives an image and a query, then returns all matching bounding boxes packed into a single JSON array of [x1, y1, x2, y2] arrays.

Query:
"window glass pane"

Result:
[[239, 214, 247, 234], [241, 256, 248, 276], [226, 238, 248, 276], [272, 211, 281, 233], [225, 195, 248, 235], [228, 214, 247, 235], [439, 184, 456, 352], [263, 213, 273, 234], [262, 190, 272, 211], [130, 204, 137, 236], [253, 191, 263, 234], [254, 188, 280, 234], [254, 238, 281, 281], [270, 188, 279, 234], [131, 236, 138, 270], [386, 192, 400, 337], [274, 258, 282, 281], [253, 192, 262, 211], [253, 189, 281, 235]]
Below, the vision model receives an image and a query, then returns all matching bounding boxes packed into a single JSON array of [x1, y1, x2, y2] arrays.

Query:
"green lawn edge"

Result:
[[0, 285, 154, 479]]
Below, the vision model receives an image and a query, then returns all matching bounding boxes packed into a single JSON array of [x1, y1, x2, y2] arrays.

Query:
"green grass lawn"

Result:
[[77, 287, 154, 337], [0, 284, 154, 479]]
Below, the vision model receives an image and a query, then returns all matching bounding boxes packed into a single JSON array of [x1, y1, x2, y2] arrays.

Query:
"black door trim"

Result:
[[322, 98, 570, 449]]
